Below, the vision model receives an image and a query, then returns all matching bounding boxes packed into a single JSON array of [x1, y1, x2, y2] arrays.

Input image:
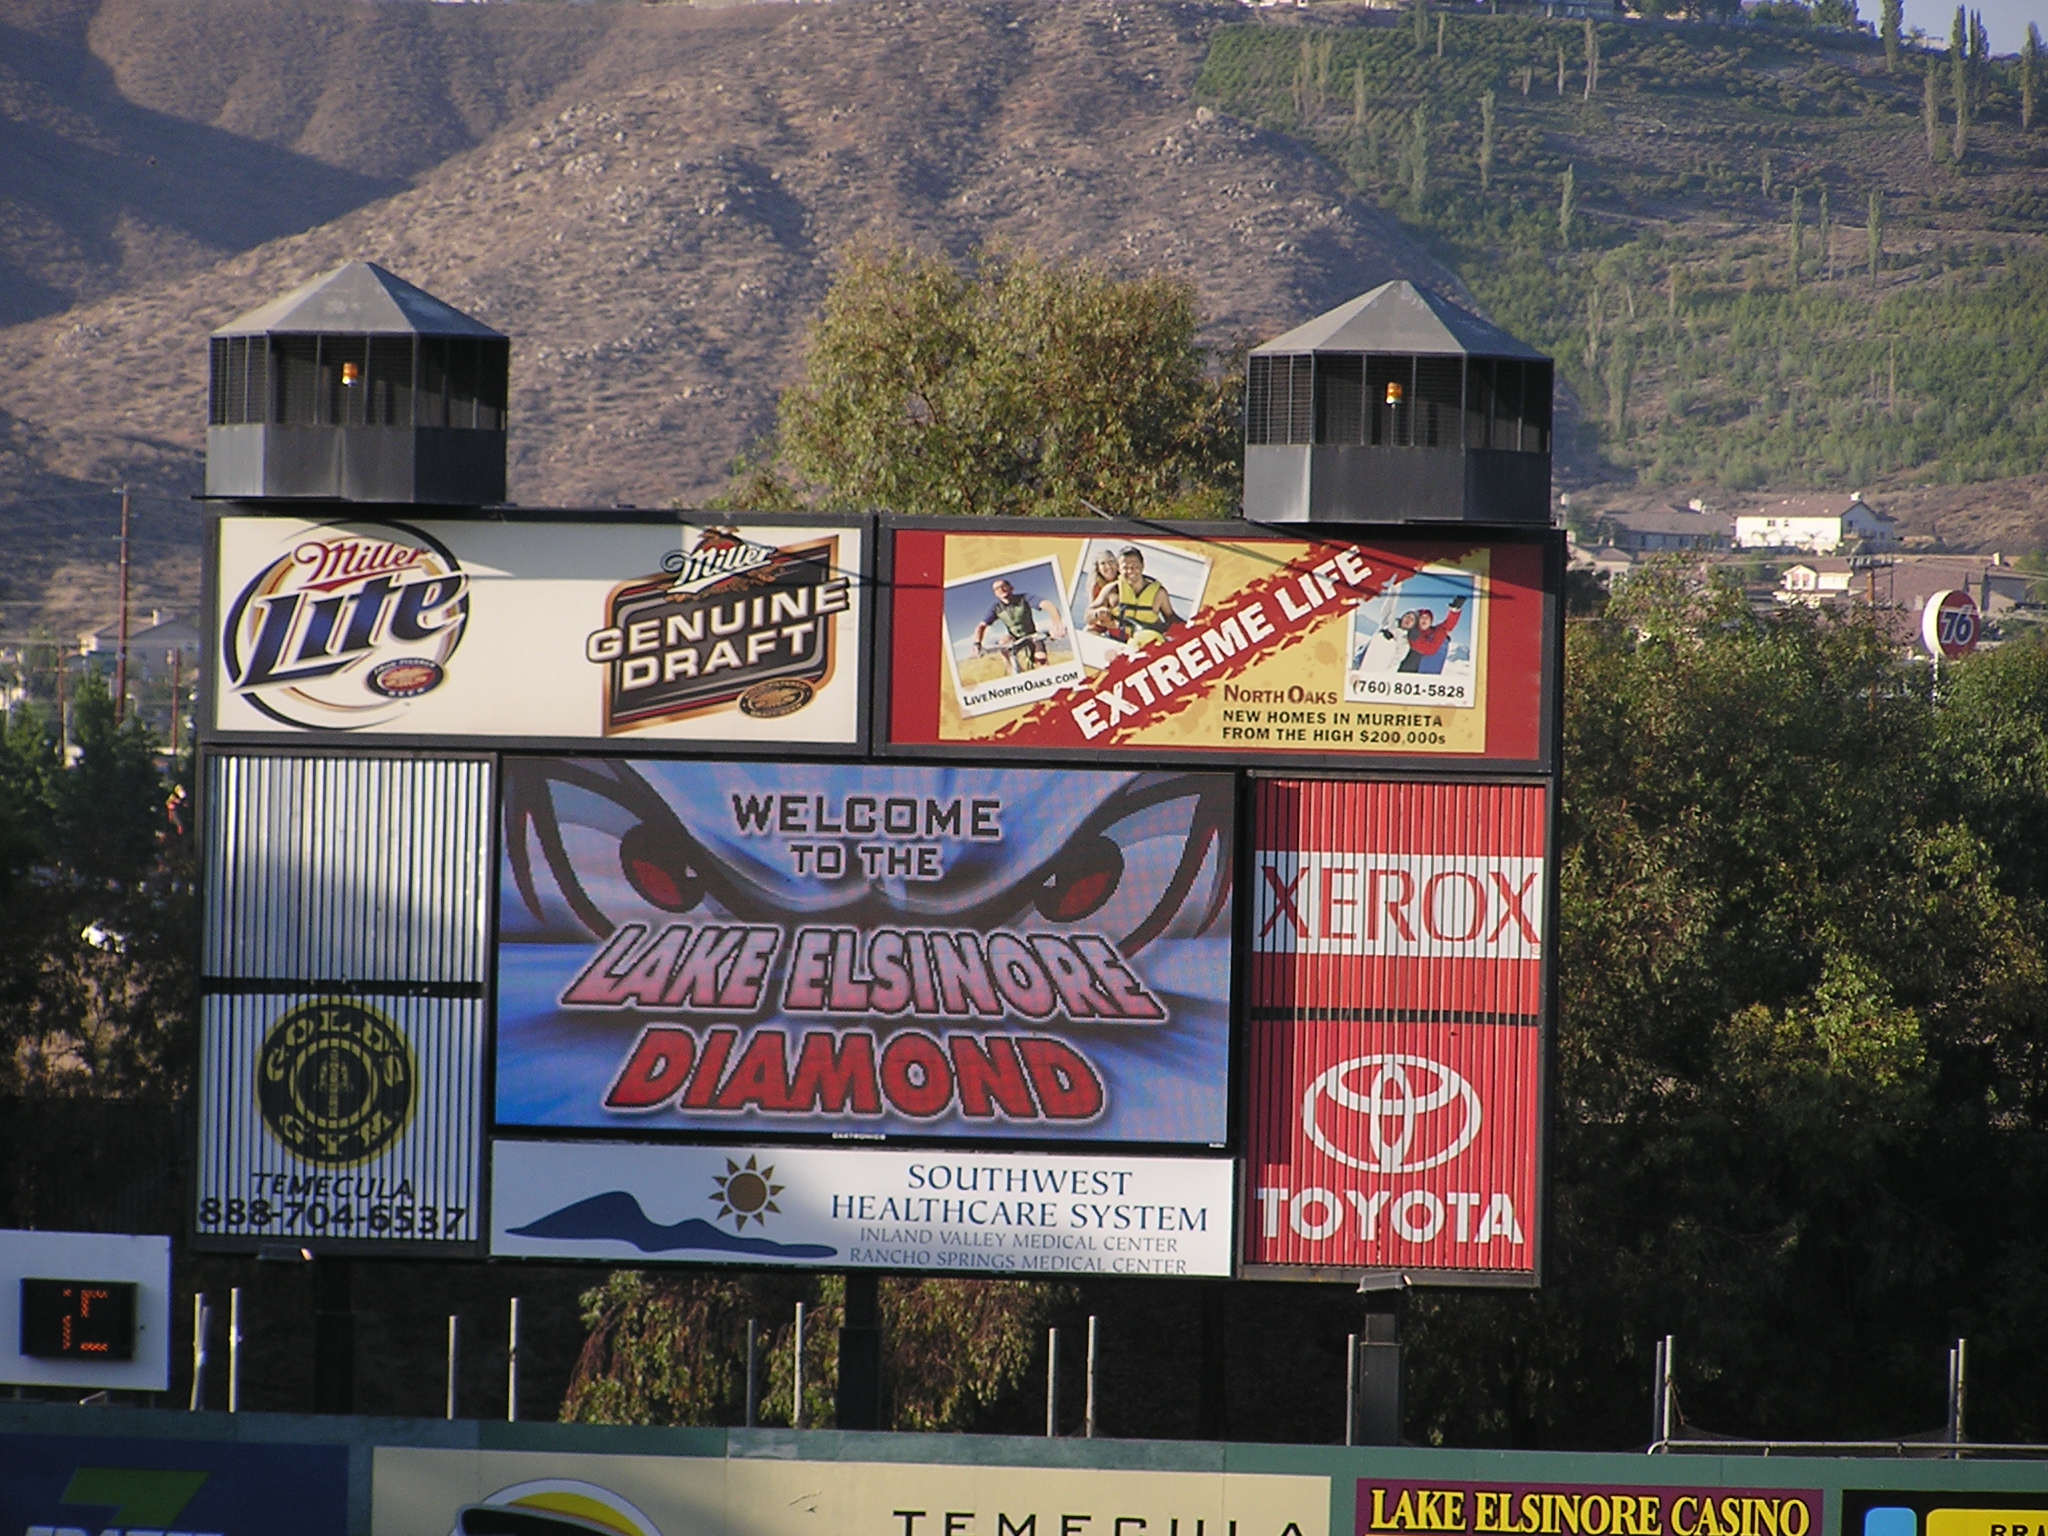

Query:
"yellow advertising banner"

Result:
[[372, 1447, 1329, 1536], [885, 526, 1553, 767]]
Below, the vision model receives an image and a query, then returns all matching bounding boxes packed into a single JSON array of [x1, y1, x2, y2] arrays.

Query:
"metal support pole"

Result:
[[188, 1294, 208, 1412], [1084, 1315, 1098, 1439], [507, 1298, 521, 1423], [227, 1288, 242, 1413], [446, 1317, 460, 1420], [745, 1318, 760, 1429], [115, 488, 130, 723], [792, 1303, 805, 1429], [835, 1273, 882, 1430], [1045, 1327, 1061, 1437], [1948, 1338, 1967, 1455], [1345, 1333, 1358, 1447]]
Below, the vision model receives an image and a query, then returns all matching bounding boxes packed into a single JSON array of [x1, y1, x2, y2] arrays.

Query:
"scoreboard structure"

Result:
[[193, 265, 1563, 1292]]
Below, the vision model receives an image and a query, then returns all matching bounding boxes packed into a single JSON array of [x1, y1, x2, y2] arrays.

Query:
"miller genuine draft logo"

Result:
[[258, 1000, 417, 1166], [584, 527, 848, 733], [221, 523, 468, 730]]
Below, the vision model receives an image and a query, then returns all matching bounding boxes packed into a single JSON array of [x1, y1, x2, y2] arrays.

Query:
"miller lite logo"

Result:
[[220, 522, 467, 730], [584, 527, 850, 734]]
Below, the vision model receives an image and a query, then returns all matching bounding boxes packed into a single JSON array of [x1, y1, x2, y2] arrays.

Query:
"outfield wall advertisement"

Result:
[[374, 1447, 1330, 1536], [209, 516, 866, 746], [491, 1139, 1233, 1274], [886, 525, 1551, 766], [496, 759, 1235, 1145], [1355, 1480, 1819, 1536]]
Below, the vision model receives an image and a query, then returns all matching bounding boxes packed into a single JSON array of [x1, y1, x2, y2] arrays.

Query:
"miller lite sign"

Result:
[[1243, 778, 1549, 1278], [208, 515, 866, 746]]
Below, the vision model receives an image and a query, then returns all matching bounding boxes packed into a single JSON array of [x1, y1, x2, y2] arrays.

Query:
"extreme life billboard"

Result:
[[885, 521, 1554, 767], [1243, 779, 1549, 1281], [495, 759, 1235, 1145], [207, 514, 866, 747]]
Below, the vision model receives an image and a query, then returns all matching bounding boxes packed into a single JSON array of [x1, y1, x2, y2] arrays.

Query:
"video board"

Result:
[[495, 759, 1235, 1146]]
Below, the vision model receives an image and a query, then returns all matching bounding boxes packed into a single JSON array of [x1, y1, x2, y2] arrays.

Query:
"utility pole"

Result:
[[116, 487, 130, 723]]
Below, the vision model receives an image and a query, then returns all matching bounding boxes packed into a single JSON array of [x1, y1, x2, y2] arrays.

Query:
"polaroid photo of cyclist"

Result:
[[1345, 563, 1484, 709], [1063, 538, 1215, 674], [942, 556, 1087, 718]]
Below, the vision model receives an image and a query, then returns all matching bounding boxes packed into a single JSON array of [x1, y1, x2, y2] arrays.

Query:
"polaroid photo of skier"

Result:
[[1062, 538, 1215, 673], [942, 556, 1086, 718], [1345, 564, 1484, 709]]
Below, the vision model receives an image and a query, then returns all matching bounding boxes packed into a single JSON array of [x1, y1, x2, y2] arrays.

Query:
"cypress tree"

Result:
[[2024, 23, 2040, 128], [1559, 163, 1576, 247], [1479, 90, 1497, 192], [1881, 0, 1902, 71], [1867, 189, 1884, 287]]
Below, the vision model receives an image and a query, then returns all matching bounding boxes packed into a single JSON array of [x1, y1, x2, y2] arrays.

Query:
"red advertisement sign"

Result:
[[1357, 1480, 1820, 1536], [886, 524, 1553, 767], [1244, 780, 1547, 1276]]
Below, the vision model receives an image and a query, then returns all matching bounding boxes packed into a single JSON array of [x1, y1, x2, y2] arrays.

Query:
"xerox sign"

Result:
[[1244, 779, 1548, 1278]]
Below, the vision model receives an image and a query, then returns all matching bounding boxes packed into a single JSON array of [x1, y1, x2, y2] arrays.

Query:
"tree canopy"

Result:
[[564, 571, 2048, 1446], [728, 244, 1241, 519]]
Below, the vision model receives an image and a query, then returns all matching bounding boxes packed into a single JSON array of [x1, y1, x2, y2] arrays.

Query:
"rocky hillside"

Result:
[[0, 0, 1455, 631]]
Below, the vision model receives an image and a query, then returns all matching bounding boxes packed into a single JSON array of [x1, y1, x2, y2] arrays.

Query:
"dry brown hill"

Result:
[[0, 0, 1457, 632]]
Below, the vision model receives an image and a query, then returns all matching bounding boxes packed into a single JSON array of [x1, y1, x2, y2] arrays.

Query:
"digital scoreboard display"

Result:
[[18, 1277, 136, 1361]]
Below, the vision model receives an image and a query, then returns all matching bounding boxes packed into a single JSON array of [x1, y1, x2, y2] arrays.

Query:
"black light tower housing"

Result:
[[205, 261, 509, 506], [1242, 280, 1553, 526]]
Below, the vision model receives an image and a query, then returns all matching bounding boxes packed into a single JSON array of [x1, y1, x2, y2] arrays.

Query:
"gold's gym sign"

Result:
[[258, 1000, 417, 1165], [1359, 1483, 1819, 1536]]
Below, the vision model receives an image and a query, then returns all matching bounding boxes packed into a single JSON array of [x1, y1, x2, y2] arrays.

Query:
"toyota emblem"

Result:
[[1303, 1053, 1482, 1173]]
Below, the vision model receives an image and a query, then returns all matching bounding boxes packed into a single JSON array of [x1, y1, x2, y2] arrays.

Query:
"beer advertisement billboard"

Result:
[[494, 759, 1235, 1145], [207, 514, 866, 747], [884, 523, 1553, 768], [490, 1139, 1234, 1275], [1243, 779, 1549, 1279]]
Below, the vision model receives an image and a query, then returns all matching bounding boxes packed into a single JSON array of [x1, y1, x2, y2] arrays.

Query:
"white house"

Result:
[[1734, 495, 1899, 554]]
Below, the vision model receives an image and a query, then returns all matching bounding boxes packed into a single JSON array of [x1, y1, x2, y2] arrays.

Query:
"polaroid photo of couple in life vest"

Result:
[[1345, 563, 1483, 710], [939, 539, 1215, 720]]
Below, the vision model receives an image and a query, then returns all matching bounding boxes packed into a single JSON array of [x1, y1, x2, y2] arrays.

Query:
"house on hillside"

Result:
[[1734, 494, 1898, 554], [1776, 554, 2035, 619], [1585, 503, 1733, 554], [78, 611, 202, 682]]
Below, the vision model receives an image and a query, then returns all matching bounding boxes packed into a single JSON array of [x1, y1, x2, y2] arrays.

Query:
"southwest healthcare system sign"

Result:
[[886, 524, 1550, 766], [495, 760, 1234, 1145], [1243, 780, 1548, 1278], [374, 1447, 1328, 1536], [491, 1139, 1232, 1274], [1357, 1481, 1818, 1536], [209, 515, 864, 745]]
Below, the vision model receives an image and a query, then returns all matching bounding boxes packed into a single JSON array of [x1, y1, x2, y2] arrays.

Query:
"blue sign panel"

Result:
[[0, 1433, 347, 1536], [495, 759, 1235, 1145]]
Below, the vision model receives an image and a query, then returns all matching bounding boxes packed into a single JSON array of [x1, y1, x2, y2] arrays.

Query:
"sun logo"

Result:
[[711, 1155, 783, 1230]]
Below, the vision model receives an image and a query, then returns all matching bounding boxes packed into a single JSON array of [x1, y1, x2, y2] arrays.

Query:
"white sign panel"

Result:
[[373, 1447, 1330, 1536], [196, 995, 486, 1250], [491, 1139, 1235, 1276], [210, 516, 865, 744], [0, 1230, 170, 1390]]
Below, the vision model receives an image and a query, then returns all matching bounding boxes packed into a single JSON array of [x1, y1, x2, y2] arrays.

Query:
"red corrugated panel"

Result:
[[1244, 779, 1546, 1274]]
